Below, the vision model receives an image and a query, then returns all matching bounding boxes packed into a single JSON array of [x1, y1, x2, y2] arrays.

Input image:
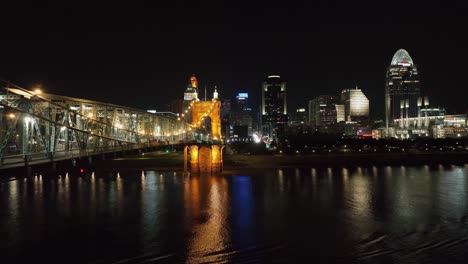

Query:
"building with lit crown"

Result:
[[385, 49, 421, 128]]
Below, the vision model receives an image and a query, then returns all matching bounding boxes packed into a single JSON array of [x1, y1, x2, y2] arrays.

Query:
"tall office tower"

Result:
[[235, 92, 249, 111], [231, 92, 253, 137], [308, 95, 338, 132], [220, 98, 232, 138], [340, 86, 369, 125], [261, 75, 288, 138], [385, 49, 421, 128]]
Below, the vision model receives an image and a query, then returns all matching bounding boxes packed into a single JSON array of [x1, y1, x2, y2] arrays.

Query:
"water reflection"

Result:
[[0, 165, 468, 263], [185, 175, 230, 263]]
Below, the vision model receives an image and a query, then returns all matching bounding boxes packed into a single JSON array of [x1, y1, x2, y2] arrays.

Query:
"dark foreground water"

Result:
[[1, 165, 468, 263]]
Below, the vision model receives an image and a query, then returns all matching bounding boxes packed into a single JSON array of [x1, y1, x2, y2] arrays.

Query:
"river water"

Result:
[[1, 165, 468, 263]]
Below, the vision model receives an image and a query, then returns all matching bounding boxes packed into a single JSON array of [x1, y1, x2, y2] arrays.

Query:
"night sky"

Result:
[[1, 1, 467, 120]]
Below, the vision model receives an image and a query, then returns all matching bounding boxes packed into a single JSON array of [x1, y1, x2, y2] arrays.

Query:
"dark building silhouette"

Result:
[[261, 75, 288, 139]]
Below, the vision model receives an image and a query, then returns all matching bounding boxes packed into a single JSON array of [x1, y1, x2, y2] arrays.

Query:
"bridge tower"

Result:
[[191, 88, 222, 140]]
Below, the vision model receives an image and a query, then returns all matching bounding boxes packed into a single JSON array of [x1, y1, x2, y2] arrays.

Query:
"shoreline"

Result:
[[94, 152, 468, 170], [1, 151, 467, 178]]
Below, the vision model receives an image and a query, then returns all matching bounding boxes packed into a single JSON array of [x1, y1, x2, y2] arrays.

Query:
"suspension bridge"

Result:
[[0, 82, 222, 171]]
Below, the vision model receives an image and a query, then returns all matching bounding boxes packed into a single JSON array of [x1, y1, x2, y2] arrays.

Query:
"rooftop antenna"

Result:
[[204, 86, 207, 101]]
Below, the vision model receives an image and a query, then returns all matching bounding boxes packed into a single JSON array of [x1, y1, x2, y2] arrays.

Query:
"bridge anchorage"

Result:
[[0, 84, 193, 172]]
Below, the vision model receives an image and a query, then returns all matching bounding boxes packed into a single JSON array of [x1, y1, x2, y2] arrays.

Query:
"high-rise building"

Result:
[[308, 95, 338, 132], [385, 49, 421, 128], [235, 92, 249, 111], [336, 104, 345, 123], [184, 74, 198, 104], [261, 75, 288, 139], [293, 108, 307, 123], [340, 86, 369, 125], [220, 98, 232, 138], [231, 92, 254, 137]]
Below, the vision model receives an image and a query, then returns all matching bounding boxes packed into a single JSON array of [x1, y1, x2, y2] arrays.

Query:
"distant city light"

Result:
[[253, 133, 261, 143], [237, 93, 248, 98]]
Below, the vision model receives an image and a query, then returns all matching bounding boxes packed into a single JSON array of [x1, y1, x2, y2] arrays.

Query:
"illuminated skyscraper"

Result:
[[261, 75, 288, 138], [231, 92, 253, 137], [235, 92, 249, 111], [385, 49, 421, 128], [340, 86, 369, 125]]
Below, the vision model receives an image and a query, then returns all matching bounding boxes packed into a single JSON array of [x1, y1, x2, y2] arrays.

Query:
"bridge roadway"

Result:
[[0, 140, 196, 171]]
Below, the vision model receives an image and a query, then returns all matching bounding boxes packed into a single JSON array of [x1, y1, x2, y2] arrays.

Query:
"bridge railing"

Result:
[[0, 139, 196, 168]]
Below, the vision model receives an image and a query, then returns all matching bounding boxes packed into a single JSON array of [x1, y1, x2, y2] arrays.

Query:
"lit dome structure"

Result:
[[390, 49, 414, 66]]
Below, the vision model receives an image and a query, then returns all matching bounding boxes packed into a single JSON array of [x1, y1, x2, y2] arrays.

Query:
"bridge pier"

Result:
[[186, 144, 223, 174]]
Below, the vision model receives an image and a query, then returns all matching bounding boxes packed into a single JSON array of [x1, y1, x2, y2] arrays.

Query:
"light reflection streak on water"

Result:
[[60, 174, 70, 216], [117, 172, 124, 216], [400, 165, 407, 177], [141, 170, 145, 191], [159, 173, 164, 191], [295, 168, 300, 178], [345, 168, 373, 237], [437, 166, 467, 220], [186, 176, 229, 263], [311, 168, 317, 194], [232, 175, 254, 244], [327, 168, 333, 193], [5, 180, 19, 244], [278, 169, 284, 193], [342, 168, 349, 188], [140, 170, 161, 248]]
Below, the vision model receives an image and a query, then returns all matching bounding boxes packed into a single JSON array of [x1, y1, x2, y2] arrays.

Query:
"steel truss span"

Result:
[[0, 86, 193, 167]]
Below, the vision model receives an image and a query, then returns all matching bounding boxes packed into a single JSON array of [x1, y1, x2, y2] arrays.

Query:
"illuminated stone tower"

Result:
[[191, 89, 222, 140]]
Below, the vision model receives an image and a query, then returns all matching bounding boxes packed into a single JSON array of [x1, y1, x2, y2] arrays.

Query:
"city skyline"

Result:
[[0, 2, 466, 119]]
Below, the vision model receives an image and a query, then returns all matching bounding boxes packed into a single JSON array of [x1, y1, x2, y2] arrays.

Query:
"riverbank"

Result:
[[1, 150, 467, 178], [224, 152, 468, 169], [92, 150, 468, 171]]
